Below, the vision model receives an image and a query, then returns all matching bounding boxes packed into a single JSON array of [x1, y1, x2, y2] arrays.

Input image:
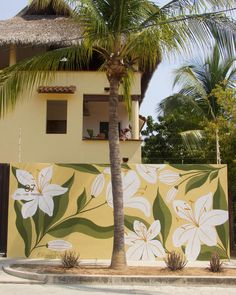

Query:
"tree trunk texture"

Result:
[[108, 76, 127, 270], [215, 128, 221, 164]]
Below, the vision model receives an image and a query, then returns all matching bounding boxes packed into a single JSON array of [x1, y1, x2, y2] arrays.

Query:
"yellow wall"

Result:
[[0, 71, 142, 163], [7, 163, 229, 261]]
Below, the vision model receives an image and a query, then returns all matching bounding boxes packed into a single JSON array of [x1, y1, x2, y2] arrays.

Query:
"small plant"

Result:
[[87, 128, 94, 139], [164, 251, 187, 271], [61, 251, 80, 269], [209, 252, 223, 273]]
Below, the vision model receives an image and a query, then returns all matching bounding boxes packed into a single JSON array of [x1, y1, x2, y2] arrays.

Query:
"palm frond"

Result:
[[0, 45, 90, 117], [180, 129, 204, 151], [121, 69, 134, 119]]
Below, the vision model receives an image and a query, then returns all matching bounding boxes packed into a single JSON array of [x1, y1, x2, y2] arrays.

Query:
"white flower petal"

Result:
[[125, 196, 151, 217], [200, 209, 228, 226], [136, 164, 157, 183], [185, 228, 201, 261], [126, 240, 144, 260], [148, 240, 166, 258], [147, 220, 161, 240], [47, 240, 72, 251], [173, 224, 196, 247], [125, 232, 139, 246], [38, 196, 54, 216], [103, 167, 111, 174], [106, 182, 113, 208], [198, 226, 217, 246], [173, 200, 194, 222], [13, 189, 35, 201], [166, 187, 178, 203], [123, 171, 140, 199], [148, 164, 166, 170], [91, 174, 105, 197], [21, 199, 38, 219], [194, 193, 213, 223], [43, 184, 68, 197], [142, 243, 156, 260], [16, 169, 36, 186], [38, 166, 53, 189], [159, 170, 180, 185], [133, 220, 147, 238]]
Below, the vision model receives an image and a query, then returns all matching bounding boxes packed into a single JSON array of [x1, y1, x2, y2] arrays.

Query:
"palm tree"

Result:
[[0, 0, 236, 269], [159, 45, 236, 164]]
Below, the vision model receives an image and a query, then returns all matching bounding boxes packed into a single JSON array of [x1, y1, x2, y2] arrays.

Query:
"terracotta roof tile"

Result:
[[38, 85, 76, 94]]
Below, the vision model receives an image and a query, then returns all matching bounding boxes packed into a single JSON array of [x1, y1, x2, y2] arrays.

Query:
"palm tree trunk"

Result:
[[108, 76, 127, 270], [216, 128, 221, 164]]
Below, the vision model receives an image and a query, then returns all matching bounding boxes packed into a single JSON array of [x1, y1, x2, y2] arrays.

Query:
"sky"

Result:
[[0, 0, 180, 120]]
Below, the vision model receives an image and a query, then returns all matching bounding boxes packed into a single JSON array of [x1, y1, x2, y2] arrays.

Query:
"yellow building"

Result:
[[0, 1, 148, 164]]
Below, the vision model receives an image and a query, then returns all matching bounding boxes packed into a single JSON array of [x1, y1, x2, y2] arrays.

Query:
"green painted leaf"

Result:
[[124, 215, 150, 231], [32, 210, 45, 244], [77, 189, 87, 213], [48, 217, 114, 239], [213, 180, 229, 251], [185, 173, 210, 194], [121, 164, 131, 170], [197, 245, 228, 260], [44, 174, 75, 231], [153, 190, 172, 247], [14, 201, 32, 257], [170, 164, 216, 171], [209, 171, 219, 182], [57, 164, 100, 174]]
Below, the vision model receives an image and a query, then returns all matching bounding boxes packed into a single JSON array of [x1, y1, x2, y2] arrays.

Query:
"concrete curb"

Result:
[[3, 264, 236, 286], [3, 266, 46, 284]]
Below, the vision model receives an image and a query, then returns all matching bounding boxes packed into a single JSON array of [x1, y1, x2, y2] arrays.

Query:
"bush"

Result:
[[61, 251, 80, 269], [209, 252, 223, 273], [164, 251, 187, 271]]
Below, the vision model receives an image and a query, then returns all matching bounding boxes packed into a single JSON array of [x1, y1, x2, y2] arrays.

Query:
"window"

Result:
[[100, 122, 120, 139], [46, 100, 67, 134]]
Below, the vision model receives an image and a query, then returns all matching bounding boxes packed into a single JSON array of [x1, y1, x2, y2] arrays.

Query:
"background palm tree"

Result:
[[159, 45, 236, 164], [0, 0, 236, 269]]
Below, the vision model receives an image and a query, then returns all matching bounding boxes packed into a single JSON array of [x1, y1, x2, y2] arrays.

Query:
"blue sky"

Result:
[[0, 0, 178, 119]]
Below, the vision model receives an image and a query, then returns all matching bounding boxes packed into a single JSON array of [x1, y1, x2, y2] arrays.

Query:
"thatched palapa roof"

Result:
[[0, 0, 81, 46]]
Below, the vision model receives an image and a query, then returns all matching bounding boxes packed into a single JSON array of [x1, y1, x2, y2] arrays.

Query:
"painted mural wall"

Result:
[[7, 163, 229, 261]]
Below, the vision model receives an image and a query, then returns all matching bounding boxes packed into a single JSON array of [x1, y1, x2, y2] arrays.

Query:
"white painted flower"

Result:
[[13, 166, 68, 219], [159, 170, 180, 185], [106, 170, 151, 217], [103, 167, 111, 174], [136, 164, 165, 184], [91, 174, 105, 198], [173, 193, 228, 261], [166, 187, 178, 203], [125, 220, 165, 260], [47, 240, 72, 251]]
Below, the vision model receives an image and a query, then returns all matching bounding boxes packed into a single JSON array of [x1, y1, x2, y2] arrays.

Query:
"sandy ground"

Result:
[[11, 264, 236, 276]]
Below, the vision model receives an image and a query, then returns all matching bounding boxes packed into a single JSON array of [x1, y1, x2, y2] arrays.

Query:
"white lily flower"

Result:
[[106, 170, 151, 217], [136, 164, 166, 184], [125, 220, 165, 260], [173, 193, 228, 261], [13, 166, 68, 219], [47, 240, 72, 251], [166, 187, 178, 203], [91, 174, 105, 198], [159, 170, 180, 185], [136, 164, 158, 183]]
